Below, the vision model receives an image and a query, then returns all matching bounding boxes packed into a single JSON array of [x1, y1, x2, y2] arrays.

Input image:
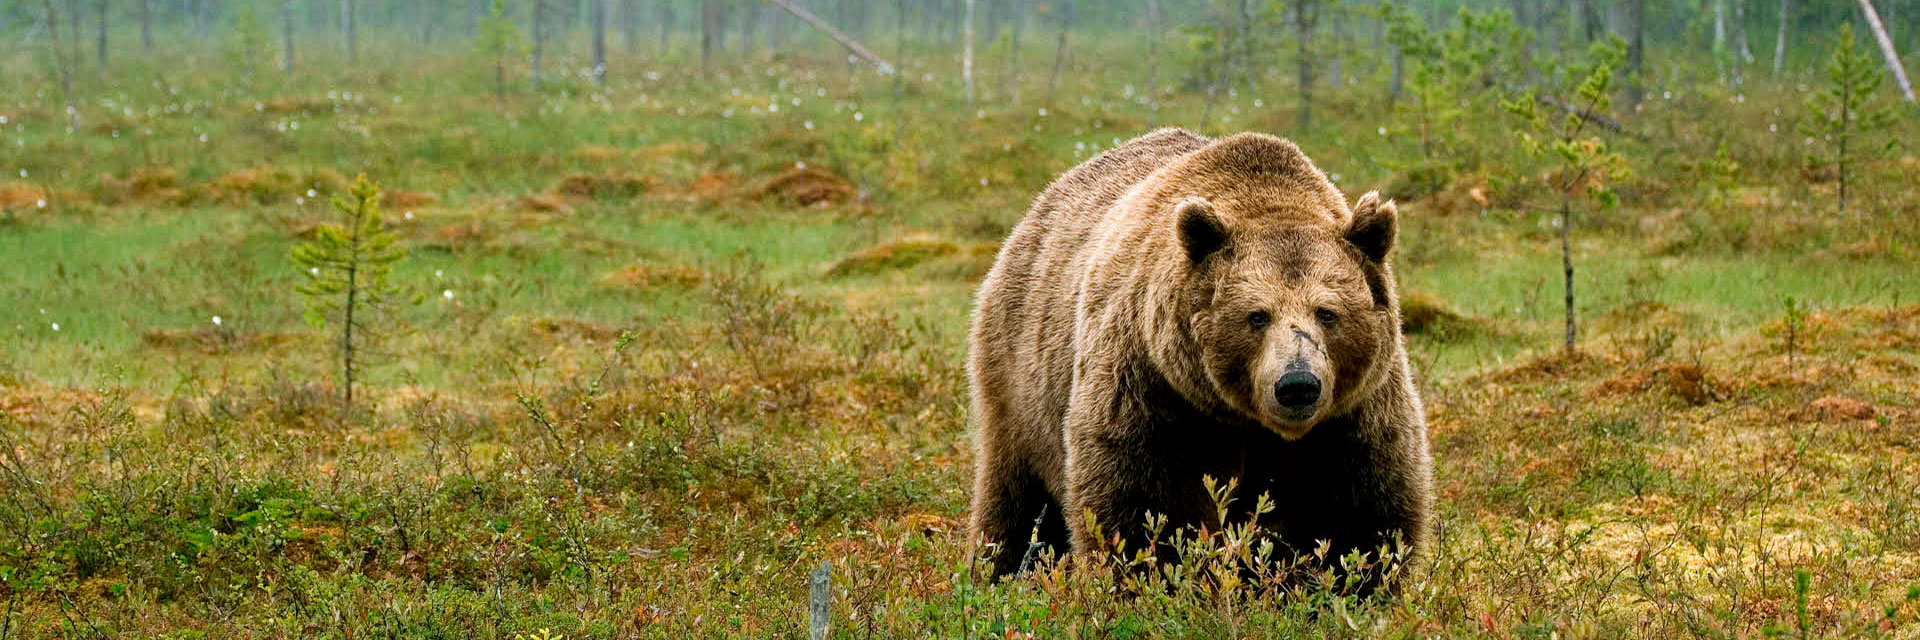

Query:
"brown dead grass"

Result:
[[517, 192, 574, 214], [755, 166, 856, 208], [571, 145, 625, 164], [1795, 395, 1877, 422], [140, 327, 301, 355], [381, 189, 439, 210], [428, 221, 490, 250], [599, 263, 708, 290], [206, 166, 350, 205], [826, 234, 959, 277], [1400, 289, 1487, 335], [262, 95, 335, 114], [1592, 362, 1722, 405], [0, 182, 45, 209], [555, 171, 652, 201], [98, 167, 191, 205], [522, 316, 625, 343], [683, 169, 738, 203]]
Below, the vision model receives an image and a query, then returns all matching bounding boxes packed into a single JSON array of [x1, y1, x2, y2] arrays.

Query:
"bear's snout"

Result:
[[1274, 369, 1322, 414]]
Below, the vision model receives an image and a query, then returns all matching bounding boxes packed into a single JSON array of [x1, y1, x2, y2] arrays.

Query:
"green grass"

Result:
[[1, 27, 1919, 638]]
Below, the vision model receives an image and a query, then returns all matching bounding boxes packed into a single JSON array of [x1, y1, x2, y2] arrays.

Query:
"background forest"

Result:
[[1, 0, 1918, 637]]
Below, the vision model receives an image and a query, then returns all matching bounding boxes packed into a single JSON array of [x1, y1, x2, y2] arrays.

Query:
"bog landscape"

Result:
[[1, 0, 1918, 637]]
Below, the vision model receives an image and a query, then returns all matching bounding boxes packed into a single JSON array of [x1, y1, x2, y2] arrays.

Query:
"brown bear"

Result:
[[967, 128, 1432, 588]]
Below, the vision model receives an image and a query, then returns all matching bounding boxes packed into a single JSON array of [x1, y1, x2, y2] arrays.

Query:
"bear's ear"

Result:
[[1346, 192, 1397, 264], [1176, 198, 1229, 264]]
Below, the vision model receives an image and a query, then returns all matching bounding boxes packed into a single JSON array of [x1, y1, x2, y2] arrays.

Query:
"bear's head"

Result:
[[1162, 134, 1400, 440]]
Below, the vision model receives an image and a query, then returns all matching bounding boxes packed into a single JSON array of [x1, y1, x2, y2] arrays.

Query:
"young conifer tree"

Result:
[[291, 175, 408, 421], [1503, 38, 1629, 354], [1801, 23, 1896, 215], [478, 0, 527, 101]]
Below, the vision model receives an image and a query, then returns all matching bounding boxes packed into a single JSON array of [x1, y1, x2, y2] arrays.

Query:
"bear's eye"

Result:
[[1247, 311, 1272, 331], [1314, 308, 1341, 328]]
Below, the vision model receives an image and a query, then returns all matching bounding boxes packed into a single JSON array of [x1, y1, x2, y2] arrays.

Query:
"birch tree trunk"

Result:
[[94, 0, 106, 72], [140, 0, 152, 53], [535, 0, 549, 83], [1858, 0, 1918, 101], [963, 0, 975, 105], [593, 0, 608, 84], [700, 0, 716, 68], [622, 0, 638, 55], [1774, 0, 1789, 77], [659, 2, 675, 58], [43, 0, 79, 130], [69, 0, 82, 64], [1626, 0, 1645, 108], [742, 2, 759, 53], [1713, 0, 1728, 83], [1738, 0, 1755, 62], [342, 0, 357, 63], [283, 0, 296, 73], [1732, 0, 1746, 87]]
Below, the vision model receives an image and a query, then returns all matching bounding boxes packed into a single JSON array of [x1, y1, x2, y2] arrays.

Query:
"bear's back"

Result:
[[968, 128, 1213, 480]]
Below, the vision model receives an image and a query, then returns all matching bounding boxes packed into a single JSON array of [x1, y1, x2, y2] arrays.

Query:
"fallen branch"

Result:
[[1504, 82, 1641, 139], [1534, 93, 1632, 135], [764, 0, 894, 74]]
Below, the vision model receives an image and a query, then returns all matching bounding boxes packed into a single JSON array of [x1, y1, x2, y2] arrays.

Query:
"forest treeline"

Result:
[[5, 0, 1916, 93]]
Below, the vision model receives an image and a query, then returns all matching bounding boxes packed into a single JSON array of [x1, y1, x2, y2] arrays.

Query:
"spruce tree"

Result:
[[291, 175, 408, 421], [1802, 23, 1896, 215], [1504, 38, 1629, 354]]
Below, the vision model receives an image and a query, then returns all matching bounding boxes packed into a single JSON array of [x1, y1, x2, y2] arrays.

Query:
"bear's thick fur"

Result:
[[967, 128, 1432, 586]]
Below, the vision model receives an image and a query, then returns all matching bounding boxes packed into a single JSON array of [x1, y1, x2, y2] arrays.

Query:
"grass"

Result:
[[0, 26, 1918, 638]]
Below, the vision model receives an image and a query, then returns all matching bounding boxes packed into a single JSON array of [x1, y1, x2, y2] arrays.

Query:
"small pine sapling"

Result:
[[1382, 7, 1529, 166], [1801, 23, 1897, 216], [477, 0, 528, 101], [1781, 295, 1806, 367], [228, 4, 272, 78], [291, 175, 410, 422], [1503, 38, 1629, 354]]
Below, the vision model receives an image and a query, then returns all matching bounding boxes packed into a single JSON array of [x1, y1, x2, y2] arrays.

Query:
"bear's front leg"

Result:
[[1063, 436, 1217, 571], [1060, 359, 1237, 571]]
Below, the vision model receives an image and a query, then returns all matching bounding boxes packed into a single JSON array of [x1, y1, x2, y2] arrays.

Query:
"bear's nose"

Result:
[[1274, 372, 1322, 410]]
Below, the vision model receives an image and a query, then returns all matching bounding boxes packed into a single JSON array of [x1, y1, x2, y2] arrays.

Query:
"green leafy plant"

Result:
[[290, 174, 408, 421], [1801, 23, 1897, 215]]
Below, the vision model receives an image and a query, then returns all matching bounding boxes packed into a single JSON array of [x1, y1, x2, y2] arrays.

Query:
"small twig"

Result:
[[1015, 504, 1051, 575]]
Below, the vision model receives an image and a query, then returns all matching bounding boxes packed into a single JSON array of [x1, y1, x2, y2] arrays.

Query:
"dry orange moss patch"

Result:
[[555, 171, 651, 201], [206, 165, 350, 205], [140, 327, 302, 355], [98, 167, 191, 205], [755, 166, 855, 207], [0, 182, 45, 209], [516, 192, 573, 213], [826, 234, 958, 277], [381, 189, 439, 210], [599, 263, 708, 290]]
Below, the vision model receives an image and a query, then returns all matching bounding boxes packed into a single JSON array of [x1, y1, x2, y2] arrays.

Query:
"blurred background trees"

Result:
[[0, 0, 1909, 101]]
